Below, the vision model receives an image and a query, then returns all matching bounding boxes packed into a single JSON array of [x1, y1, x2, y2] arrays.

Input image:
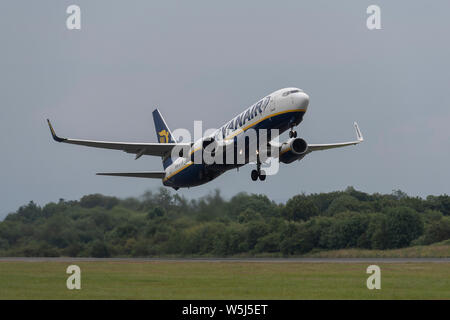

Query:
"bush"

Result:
[[283, 195, 319, 221], [326, 195, 371, 216], [383, 207, 424, 248], [320, 212, 370, 249], [0, 188, 446, 257], [255, 233, 280, 253], [90, 240, 110, 258], [80, 194, 119, 209], [421, 217, 450, 245]]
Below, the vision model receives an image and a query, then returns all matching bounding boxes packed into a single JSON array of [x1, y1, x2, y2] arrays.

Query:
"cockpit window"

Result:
[[282, 89, 301, 96]]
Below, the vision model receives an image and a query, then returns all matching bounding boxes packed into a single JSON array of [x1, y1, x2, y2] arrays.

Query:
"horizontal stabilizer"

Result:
[[96, 171, 166, 179]]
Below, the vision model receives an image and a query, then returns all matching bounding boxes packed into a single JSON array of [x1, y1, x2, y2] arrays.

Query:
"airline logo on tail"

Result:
[[158, 129, 169, 143]]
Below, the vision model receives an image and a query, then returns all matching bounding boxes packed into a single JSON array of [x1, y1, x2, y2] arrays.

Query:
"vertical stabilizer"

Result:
[[152, 109, 175, 144], [152, 109, 175, 169]]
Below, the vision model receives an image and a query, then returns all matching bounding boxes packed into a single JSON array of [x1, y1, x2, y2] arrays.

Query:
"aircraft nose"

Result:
[[295, 92, 309, 111]]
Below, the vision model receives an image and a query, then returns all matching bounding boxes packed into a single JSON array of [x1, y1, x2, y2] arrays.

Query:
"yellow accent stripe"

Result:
[[224, 109, 306, 141], [170, 109, 306, 181], [188, 109, 306, 156], [163, 161, 193, 182], [189, 147, 202, 156]]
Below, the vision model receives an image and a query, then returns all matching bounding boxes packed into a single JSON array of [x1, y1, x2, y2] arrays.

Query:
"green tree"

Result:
[[238, 208, 262, 223], [147, 207, 165, 219], [426, 195, 450, 216], [279, 223, 315, 255], [326, 195, 370, 216], [283, 195, 319, 221], [384, 207, 424, 248], [5, 201, 41, 223], [80, 194, 119, 209], [90, 240, 110, 258], [228, 193, 278, 218], [422, 217, 450, 245], [245, 221, 269, 251], [320, 212, 370, 249]]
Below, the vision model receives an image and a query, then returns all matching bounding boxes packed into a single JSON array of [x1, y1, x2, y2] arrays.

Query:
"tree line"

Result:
[[0, 187, 449, 257]]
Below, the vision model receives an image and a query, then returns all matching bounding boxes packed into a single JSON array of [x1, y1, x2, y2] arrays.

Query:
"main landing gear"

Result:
[[251, 160, 266, 181]]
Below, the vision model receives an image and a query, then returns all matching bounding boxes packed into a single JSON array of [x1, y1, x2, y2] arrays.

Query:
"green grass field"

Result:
[[0, 261, 449, 299]]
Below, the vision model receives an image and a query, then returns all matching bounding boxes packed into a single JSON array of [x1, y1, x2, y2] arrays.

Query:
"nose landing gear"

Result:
[[289, 125, 297, 138], [289, 119, 298, 138]]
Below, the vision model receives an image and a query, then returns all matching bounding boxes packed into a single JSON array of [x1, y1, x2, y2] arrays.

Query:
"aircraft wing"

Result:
[[306, 122, 364, 153], [96, 172, 166, 179], [47, 119, 189, 159]]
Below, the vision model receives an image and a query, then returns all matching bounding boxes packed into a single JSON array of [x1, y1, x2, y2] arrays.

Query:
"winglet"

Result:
[[46, 119, 66, 142], [354, 122, 363, 142]]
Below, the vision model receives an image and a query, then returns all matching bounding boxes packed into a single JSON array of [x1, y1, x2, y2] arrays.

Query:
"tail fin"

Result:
[[152, 109, 175, 144], [152, 108, 175, 169]]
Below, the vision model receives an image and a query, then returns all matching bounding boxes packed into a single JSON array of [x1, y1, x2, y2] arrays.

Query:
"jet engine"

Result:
[[279, 138, 308, 164]]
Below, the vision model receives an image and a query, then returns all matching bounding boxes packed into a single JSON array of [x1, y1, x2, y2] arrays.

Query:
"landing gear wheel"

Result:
[[289, 130, 297, 138], [251, 170, 259, 181], [251, 157, 266, 181], [259, 170, 266, 181]]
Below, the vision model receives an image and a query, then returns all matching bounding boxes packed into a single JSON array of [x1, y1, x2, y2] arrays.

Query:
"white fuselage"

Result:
[[163, 88, 309, 187]]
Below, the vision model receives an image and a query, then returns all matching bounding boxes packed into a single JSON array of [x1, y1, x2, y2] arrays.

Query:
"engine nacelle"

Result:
[[279, 138, 308, 164]]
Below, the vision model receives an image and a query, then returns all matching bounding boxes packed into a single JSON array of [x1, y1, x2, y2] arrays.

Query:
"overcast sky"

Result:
[[1, 1, 449, 219]]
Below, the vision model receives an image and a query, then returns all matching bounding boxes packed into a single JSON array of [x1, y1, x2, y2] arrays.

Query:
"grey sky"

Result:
[[1, 1, 449, 219]]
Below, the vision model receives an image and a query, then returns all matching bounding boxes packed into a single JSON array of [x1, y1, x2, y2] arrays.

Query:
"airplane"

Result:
[[47, 87, 363, 190]]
